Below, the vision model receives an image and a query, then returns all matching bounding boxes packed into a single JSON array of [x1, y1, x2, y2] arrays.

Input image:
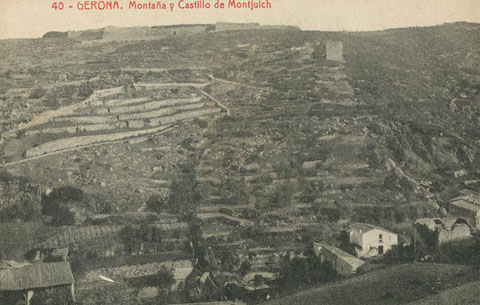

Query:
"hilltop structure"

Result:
[[42, 23, 301, 41], [326, 41, 344, 62]]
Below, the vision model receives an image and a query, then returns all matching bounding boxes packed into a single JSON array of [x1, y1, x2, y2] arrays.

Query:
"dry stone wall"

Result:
[[118, 101, 205, 120], [36, 225, 123, 248], [25, 125, 171, 157], [9, 78, 229, 162], [98, 97, 203, 115]]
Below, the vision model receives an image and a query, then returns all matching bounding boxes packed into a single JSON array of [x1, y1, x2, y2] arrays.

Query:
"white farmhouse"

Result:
[[347, 223, 398, 258]]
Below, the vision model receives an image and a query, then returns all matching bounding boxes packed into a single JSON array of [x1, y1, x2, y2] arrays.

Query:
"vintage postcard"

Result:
[[1, 1, 480, 304]]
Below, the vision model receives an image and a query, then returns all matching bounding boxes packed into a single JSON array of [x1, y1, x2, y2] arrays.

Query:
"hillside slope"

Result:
[[407, 280, 480, 305], [261, 264, 477, 305]]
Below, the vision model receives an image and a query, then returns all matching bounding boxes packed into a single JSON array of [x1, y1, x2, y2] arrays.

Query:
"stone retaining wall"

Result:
[[159, 107, 221, 125], [36, 225, 123, 248], [118, 101, 205, 120], [96, 96, 203, 115], [26, 102, 207, 136], [25, 122, 128, 136], [78, 259, 194, 287], [103, 97, 150, 107], [25, 125, 171, 157]]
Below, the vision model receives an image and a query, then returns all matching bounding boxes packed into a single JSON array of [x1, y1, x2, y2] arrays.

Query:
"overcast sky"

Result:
[[0, 0, 479, 39]]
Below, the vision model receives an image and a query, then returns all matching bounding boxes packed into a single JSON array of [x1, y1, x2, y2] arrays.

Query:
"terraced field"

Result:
[[3, 80, 224, 162]]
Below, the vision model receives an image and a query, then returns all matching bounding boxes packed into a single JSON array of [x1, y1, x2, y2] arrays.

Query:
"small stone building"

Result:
[[313, 243, 364, 276], [326, 41, 344, 62], [413, 217, 472, 259], [0, 261, 75, 305], [347, 223, 398, 258]]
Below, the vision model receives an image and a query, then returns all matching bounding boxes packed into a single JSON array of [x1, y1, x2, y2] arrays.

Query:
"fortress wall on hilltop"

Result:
[[103, 27, 148, 40], [215, 22, 260, 31]]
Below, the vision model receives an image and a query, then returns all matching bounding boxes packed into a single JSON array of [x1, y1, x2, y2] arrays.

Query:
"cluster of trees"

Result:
[[277, 253, 339, 290], [78, 82, 94, 97], [268, 181, 293, 208], [118, 224, 164, 254], [29, 86, 47, 99], [312, 199, 352, 222], [41, 186, 84, 226], [127, 265, 175, 289], [382, 171, 416, 201], [0, 199, 39, 222], [0, 173, 42, 222], [147, 162, 199, 218], [433, 238, 480, 266]]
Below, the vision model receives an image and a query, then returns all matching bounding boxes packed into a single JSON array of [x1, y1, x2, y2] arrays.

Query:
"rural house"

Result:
[[449, 195, 480, 227], [413, 217, 471, 259], [0, 261, 75, 305], [313, 243, 364, 276], [347, 223, 398, 257]]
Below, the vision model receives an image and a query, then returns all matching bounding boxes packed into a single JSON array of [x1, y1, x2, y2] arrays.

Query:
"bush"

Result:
[[49, 206, 75, 226], [0, 200, 40, 222], [42, 187, 84, 212], [277, 255, 339, 288], [0, 170, 13, 183], [268, 182, 292, 208], [41, 186, 84, 226], [119, 226, 140, 254], [434, 239, 480, 266], [127, 265, 175, 289], [118, 224, 163, 254], [146, 195, 168, 213], [381, 245, 414, 264], [29, 87, 46, 99], [78, 82, 93, 97], [167, 163, 200, 217]]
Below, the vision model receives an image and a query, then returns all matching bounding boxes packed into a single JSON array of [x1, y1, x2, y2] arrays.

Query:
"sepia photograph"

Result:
[[0, 0, 480, 304]]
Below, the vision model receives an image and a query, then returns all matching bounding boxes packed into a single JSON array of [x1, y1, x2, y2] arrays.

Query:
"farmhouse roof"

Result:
[[314, 243, 364, 269], [0, 262, 74, 291], [347, 223, 395, 235], [450, 199, 480, 212]]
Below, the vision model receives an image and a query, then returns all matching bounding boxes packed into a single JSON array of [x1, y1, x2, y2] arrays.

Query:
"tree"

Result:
[[0, 197, 40, 222], [146, 195, 168, 213], [268, 182, 292, 208], [119, 225, 140, 254], [239, 261, 251, 277], [278, 255, 338, 288], [29, 87, 46, 99], [41, 186, 83, 226], [78, 82, 93, 97], [49, 207, 75, 226], [167, 163, 200, 217], [42, 186, 84, 215], [140, 266, 175, 290]]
